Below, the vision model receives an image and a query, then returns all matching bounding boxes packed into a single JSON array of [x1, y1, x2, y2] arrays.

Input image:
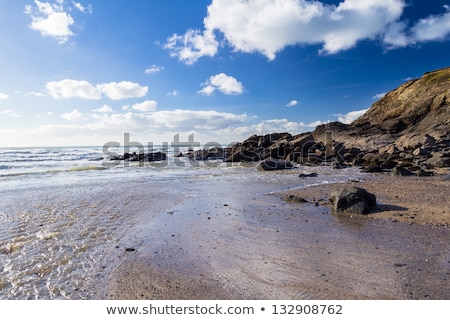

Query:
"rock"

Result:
[[424, 153, 450, 168], [256, 158, 295, 171], [330, 187, 377, 214], [391, 166, 414, 176], [298, 172, 318, 178], [283, 195, 308, 203], [416, 169, 434, 177], [361, 165, 383, 173]]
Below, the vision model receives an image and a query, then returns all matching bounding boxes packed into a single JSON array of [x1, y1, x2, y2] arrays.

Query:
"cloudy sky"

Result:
[[1, 0, 450, 147]]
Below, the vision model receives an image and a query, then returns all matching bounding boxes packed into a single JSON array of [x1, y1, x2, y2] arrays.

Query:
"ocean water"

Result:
[[0, 146, 365, 299]]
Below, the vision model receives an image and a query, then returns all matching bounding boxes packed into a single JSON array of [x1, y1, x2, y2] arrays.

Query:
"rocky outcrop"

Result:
[[219, 67, 450, 173], [352, 67, 450, 138], [106, 151, 167, 162], [183, 67, 449, 174], [330, 187, 377, 214]]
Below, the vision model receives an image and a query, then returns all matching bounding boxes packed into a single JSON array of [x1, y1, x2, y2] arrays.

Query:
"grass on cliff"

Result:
[[423, 68, 450, 84]]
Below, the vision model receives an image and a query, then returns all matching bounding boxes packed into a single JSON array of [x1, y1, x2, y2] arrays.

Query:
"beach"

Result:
[[102, 170, 450, 300], [1, 146, 449, 300]]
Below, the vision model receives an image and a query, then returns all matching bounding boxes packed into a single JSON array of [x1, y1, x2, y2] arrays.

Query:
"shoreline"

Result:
[[102, 169, 450, 300]]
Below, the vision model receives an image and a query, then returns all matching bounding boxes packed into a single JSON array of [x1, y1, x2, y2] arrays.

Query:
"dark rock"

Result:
[[391, 166, 414, 176], [283, 195, 308, 203], [256, 158, 295, 171], [330, 187, 377, 214], [298, 172, 318, 178], [416, 169, 434, 177], [125, 247, 136, 252], [425, 153, 450, 168], [361, 165, 383, 173]]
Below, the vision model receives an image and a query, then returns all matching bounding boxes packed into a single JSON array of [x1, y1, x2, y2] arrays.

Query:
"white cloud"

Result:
[[199, 73, 244, 96], [165, 0, 450, 63], [61, 109, 84, 121], [0, 109, 20, 117], [25, 0, 75, 44], [45, 79, 148, 100], [27, 91, 46, 97], [166, 0, 407, 62], [145, 65, 164, 74], [336, 108, 368, 124], [130, 100, 157, 112], [167, 90, 180, 96], [372, 92, 387, 100], [46, 79, 101, 99], [286, 100, 298, 107], [93, 104, 113, 113], [25, 1, 92, 44], [410, 7, 450, 42], [72, 1, 93, 14], [97, 81, 148, 100], [164, 29, 219, 65], [0, 107, 334, 146], [0, 93, 9, 100]]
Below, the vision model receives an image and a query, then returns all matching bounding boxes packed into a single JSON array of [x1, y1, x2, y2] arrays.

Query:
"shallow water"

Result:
[[0, 148, 365, 299]]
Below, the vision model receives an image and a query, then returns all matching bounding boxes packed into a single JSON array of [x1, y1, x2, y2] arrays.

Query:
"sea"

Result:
[[0, 146, 366, 299]]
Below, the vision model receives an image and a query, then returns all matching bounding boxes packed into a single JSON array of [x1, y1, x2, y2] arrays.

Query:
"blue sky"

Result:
[[1, 0, 450, 147]]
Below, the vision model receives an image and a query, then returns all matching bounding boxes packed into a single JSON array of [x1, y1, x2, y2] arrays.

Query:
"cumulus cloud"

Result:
[[336, 108, 368, 124], [410, 6, 450, 43], [164, 29, 219, 65], [165, 0, 450, 63], [130, 100, 157, 112], [286, 100, 298, 107], [0, 93, 9, 100], [93, 104, 113, 113], [45, 79, 148, 100], [199, 73, 244, 96], [145, 65, 165, 74], [25, 0, 91, 44], [97, 81, 148, 100], [46, 79, 101, 99], [62, 109, 84, 121]]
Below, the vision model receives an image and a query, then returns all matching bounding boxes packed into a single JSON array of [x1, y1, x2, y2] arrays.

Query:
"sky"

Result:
[[1, 0, 450, 147]]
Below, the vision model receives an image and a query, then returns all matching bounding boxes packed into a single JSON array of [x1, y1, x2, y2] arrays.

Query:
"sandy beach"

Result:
[[101, 169, 450, 300]]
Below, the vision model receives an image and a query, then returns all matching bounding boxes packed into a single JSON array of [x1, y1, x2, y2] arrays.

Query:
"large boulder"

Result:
[[330, 187, 376, 214], [256, 158, 295, 171]]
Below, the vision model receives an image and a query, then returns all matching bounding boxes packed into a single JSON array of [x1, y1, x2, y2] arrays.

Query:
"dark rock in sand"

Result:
[[330, 187, 377, 214], [256, 158, 295, 171], [284, 195, 308, 203], [391, 166, 414, 176]]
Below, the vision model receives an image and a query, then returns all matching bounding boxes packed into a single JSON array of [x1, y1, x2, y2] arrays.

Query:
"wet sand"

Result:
[[102, 171, 450, 300]]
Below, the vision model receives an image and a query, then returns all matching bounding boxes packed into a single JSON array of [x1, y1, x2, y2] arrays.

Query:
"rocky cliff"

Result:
[[191, 67, 450, 173], [352, 67, 450, 138]]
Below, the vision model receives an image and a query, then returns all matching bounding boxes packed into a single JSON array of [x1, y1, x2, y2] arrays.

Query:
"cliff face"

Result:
[[352, 67, 450, 138]]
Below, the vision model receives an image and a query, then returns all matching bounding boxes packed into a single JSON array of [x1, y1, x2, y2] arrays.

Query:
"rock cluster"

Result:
[[106, 151, 167, 162]]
